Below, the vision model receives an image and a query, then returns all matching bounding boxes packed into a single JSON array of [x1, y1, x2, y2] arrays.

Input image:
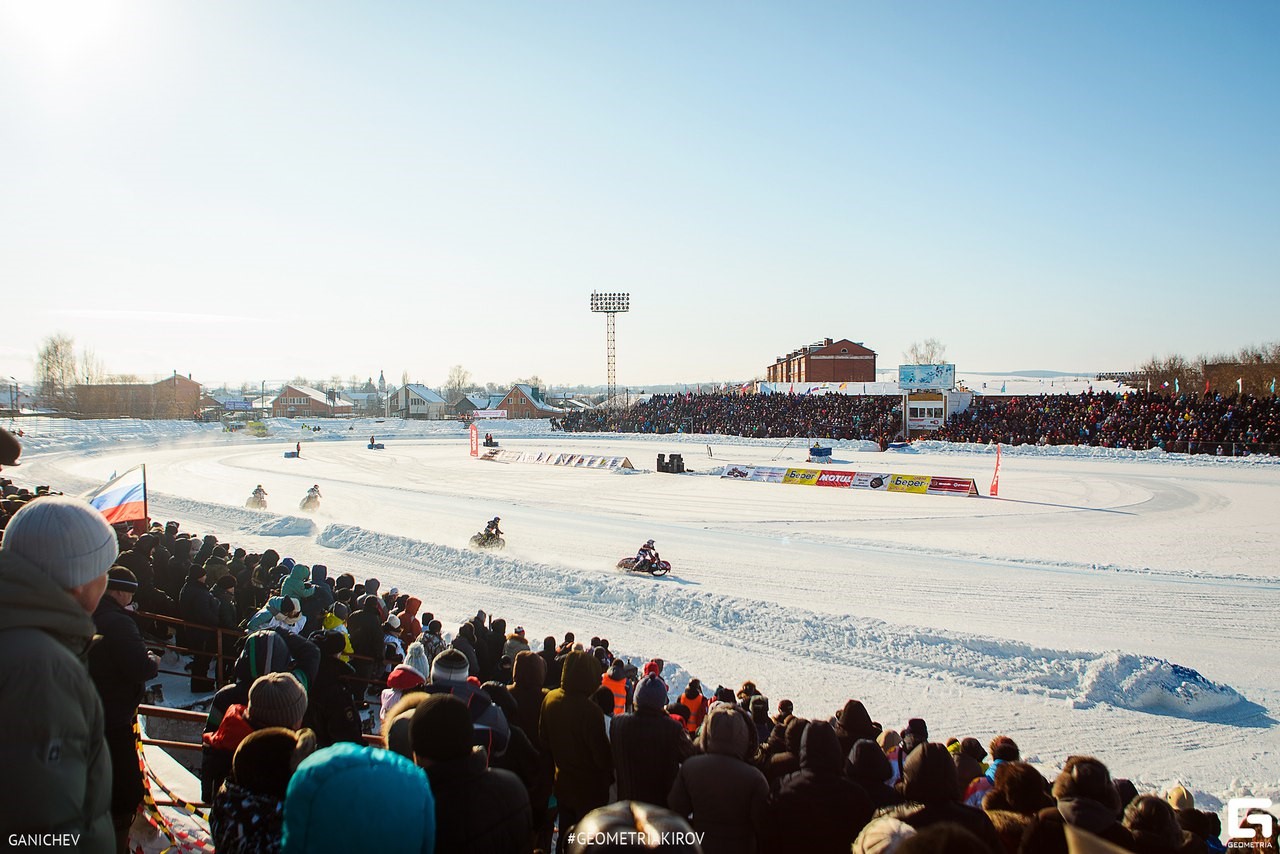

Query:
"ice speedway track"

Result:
[[20, 418, 1280, 806]]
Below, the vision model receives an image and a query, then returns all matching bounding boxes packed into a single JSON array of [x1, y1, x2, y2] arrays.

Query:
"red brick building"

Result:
[[497, 384, 563, 419], [75, 375, 202, 419], [767, 339, 876, 384], [271, 385, 354, 418]]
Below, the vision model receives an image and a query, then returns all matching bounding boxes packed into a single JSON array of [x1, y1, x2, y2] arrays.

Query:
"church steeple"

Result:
[[378, 370, 386, 393]]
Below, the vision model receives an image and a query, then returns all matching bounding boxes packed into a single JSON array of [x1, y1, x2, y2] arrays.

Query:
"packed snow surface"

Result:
[[14, 416, 1280, 807]]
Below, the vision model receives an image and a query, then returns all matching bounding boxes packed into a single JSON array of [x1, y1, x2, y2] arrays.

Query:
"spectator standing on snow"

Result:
[[0, 496, 118, 850]]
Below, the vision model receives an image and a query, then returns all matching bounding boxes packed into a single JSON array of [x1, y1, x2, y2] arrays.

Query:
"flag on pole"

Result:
[[990, 444, 1002, 497], [84, 465, 147, 524], [1000, 382, 1006, 393], [1174, 378, 1179, 394], [1237, 378, 1243, 394], [1205, 378, 1210, 394], [1271, 377, 1276, 395]]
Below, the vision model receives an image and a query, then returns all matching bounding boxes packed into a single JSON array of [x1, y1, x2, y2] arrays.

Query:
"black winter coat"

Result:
[[426, 748, 533, 854], [610, 707, 697, 808], [764, 721, 872, 854], [89, 595, 159, 731], [301, 656, 362, 747], [179, 579, 219, 646]]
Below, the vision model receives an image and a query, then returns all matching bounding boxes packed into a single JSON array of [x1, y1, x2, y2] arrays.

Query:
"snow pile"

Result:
[[1075, 653, 1243, 717], [243, 515, 318, 538], [313, 522, 1248, 721]]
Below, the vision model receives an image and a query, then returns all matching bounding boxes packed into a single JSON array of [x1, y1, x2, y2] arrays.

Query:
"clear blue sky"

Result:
[[2, 1, 1276, 390]]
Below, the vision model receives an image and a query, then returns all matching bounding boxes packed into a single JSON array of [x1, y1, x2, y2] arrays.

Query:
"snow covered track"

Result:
[[16, 418, 1280, 801]]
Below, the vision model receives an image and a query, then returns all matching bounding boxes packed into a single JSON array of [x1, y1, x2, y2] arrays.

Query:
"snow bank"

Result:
[[313, 523, 1247, 720], [243, 515, 318, 538]]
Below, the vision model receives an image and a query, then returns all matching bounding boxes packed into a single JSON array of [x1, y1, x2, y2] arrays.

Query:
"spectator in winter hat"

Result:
[[502, 623, 531, 663], [540, 651, 614, 853], [382, 692, 431, 760], [668, 704, 769, 854], [764, 720, 874, 854], [248, 671, 309, 729], [883, 742, 1001, 851], [567, 802, 701, 854], [845, 739, 903, 810], [301, 630, 361, 748], [1124, 795, 1190, 853], [835, 699, 881, 756], [0, 496, 118, 852], [851, 816, 917, 854], [90, 566, 161, 851], [1021, 755, 1134, 852], [982, 761, 1053, 817], [282, 743, 436, 854], [0, 426, 20, 468], [410, 693, 531, 852], [423, 648, 510, 757], [210, 726, 317, 854], [610, 674, 695, 809], [379, 661, 426, 731]]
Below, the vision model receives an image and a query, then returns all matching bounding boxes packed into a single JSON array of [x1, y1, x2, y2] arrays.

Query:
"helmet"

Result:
[[312, 484, 319, 490], [492, 517, 500, 523], [646, 539, 655, 547], [256, 484, 262, 489]]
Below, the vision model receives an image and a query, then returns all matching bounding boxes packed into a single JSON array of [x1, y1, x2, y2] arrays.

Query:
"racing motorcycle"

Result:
[[469, 531, 506, 550], [245, 493, 267, 510], [299, 492, 321, 512], [616, 556, 671, 576]]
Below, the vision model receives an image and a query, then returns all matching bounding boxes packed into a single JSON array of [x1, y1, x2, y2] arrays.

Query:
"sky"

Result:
[[1, 1, 1277, 390]]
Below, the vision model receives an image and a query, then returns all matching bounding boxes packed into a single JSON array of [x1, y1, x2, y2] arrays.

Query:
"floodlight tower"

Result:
[[589, 291, 630, 408]]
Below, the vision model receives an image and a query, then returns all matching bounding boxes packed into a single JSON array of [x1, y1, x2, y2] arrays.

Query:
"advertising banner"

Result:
[[898, 364, 956, 391], [851, 472, 892, 491], [887, 474, 932, 493], [782, 468, 821, 486], [815, 470, 855, 488], [474, 410, 507, 419], [925, 476, 980, 497], [469, 423, 478, 457], [748, 467, 787, 483]]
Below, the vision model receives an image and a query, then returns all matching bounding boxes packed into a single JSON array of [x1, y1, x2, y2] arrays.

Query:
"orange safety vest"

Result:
[[678, 692, 708, 734], [601, 674, 627, 717]]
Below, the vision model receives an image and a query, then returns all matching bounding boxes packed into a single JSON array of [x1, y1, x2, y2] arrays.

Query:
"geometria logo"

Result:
[[1227, 797, 1274, 846]]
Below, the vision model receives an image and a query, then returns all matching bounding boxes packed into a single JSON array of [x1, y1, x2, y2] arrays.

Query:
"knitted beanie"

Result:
[[0, 495, 118, 589], [107, 566, 139, 592], [430, 649, 470, 685], [247, 672, 308, 729], [634, 675, 669, 711], [409, 693, 472, 762]]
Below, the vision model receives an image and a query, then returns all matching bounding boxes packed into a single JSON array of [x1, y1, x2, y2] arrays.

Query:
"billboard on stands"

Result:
[[887, 474, 932, 493], [851, 472, 892, 491], [474, 409, 507, 419], [925, 476, 980, 496], [898, 364, 955, 391], [816, 471, 855, 488], [783, 468, 821, 486]]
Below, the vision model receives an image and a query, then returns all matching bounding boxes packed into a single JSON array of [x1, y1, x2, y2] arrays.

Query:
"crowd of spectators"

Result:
[[3, 427, 1279, 853], [560, 392, 902, 444], [558, 389, 1280, 458], [935, 391, 1280, 456]]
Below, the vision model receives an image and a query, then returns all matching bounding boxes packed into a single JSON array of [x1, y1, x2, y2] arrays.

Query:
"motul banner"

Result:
[[815, 470, 855, 488]]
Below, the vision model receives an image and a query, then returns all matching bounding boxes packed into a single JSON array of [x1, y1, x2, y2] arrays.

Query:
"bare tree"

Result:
[[36, 333, 78, 410], [903, 339, 948, 365], [80, 347, 106, 384], [513, 374, 543, 389], [444, 365, 472, 403]]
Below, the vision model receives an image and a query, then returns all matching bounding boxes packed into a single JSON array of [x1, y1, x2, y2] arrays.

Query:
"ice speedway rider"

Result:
[[635, 539, 660, 571], [308, 484, 322, 499], [252, 485, 267, 500], [483, 516, 502, 544]]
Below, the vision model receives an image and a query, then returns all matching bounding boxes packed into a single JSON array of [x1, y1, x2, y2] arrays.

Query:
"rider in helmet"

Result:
[[635, 539, 659, 570], [252, 484, 267, 498], [484, 516, 503, 542], [307, 484, 322, 498]]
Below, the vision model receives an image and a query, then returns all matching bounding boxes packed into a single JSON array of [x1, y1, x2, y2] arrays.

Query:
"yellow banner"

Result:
[[782, 468, 821, 485], [886, 473, 932, 493]]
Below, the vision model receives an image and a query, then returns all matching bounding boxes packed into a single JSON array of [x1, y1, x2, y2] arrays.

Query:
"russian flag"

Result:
[[84, 465, 148, 524]]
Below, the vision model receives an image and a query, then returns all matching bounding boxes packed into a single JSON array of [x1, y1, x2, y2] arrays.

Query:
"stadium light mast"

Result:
[[589, 291, 630, 409]]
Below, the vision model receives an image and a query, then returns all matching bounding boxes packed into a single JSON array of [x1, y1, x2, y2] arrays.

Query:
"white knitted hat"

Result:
[[0, 496, 118, 589]]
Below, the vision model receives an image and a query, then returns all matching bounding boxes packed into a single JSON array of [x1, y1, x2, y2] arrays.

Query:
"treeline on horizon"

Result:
[[1136, 341, 1279, 395]]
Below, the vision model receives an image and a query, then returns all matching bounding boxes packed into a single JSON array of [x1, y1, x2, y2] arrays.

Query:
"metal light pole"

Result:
[[589, 291, 630, 409]]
